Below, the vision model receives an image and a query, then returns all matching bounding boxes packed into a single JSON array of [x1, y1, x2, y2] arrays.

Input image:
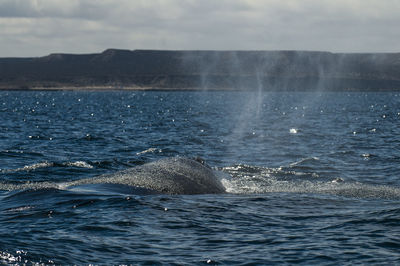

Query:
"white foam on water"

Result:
[[0, 251, 20, 263], [64, 161, 93, 169], [1, 160, 94, 174], [0, 250, 47, 265], [136, 147, 162, 155], [220, 164, 400, 200], [220, 164, 280, 194], [22, 162, 53, 171], [57, 182, 70, 190], [6, 206, 35, 212], [1, 162, 54, 173]]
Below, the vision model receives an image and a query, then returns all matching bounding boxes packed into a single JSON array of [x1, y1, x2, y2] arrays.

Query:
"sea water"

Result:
[[1, 90, 400, 264]]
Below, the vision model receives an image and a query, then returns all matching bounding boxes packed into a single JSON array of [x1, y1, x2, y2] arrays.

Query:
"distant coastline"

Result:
[[0, 85, 242, 91], [1, 49, 400, 91]]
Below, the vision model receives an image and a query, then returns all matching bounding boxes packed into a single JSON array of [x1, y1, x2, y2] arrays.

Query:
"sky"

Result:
[[0, 0, 399, 57]]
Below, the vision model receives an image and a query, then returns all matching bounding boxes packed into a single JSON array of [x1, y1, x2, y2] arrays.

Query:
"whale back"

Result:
[[95, 157, 226, 195]]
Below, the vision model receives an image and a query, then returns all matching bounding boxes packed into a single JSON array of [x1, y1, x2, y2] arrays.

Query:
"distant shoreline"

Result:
[[1, 49, 400, 91], [0, 85, 237, 91], [1, 86, 399, 92], [0, 85, 236, 91]]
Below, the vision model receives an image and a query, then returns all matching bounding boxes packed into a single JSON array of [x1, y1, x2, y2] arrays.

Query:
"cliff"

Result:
[[1, 49, 400, 90]]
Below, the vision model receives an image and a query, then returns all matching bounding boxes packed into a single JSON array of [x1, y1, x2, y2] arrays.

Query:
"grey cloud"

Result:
[[1, 0, 400, 57], [0, 0, 107, 19]]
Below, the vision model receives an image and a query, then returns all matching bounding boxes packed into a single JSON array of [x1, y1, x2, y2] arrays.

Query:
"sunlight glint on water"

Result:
[[1, 91, 400, 264]]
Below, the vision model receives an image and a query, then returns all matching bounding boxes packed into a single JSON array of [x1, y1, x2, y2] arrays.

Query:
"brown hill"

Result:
[[1, 49, 400, 90]]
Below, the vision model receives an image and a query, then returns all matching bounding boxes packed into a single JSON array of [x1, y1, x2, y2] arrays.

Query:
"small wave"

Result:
[[2, 162, 54, 173], [63, 161, 93, 169], [1, 160, 93, 173], [289, 157, 320, 167], [5, 206, 35, 212], [136, 148, 162, 155], [22, 162, 53, 171]]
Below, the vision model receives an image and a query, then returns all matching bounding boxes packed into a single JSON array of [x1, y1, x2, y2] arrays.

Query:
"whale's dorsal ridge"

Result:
[[89, 157, 226, 195]]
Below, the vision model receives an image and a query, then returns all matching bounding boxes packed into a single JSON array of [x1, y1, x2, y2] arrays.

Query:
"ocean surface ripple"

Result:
[[1, 90, 400, 264]]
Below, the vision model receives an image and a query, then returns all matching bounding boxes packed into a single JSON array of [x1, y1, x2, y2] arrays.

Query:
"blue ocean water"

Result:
[[1, 90, 400, 264]]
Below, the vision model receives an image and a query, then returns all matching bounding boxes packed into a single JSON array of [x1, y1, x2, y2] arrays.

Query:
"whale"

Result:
[[68, 157, 227, 195]]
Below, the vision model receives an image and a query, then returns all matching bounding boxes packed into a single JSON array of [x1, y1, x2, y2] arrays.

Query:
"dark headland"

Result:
[[1, 49, 400, 91]]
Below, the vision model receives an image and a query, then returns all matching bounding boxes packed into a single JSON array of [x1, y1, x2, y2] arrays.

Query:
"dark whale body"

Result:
[[70, 157, 226, 195]]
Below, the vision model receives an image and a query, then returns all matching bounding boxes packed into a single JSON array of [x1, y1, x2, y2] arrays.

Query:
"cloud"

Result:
[[0, 0, 400, 57], [0, 0, 78, 18]]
